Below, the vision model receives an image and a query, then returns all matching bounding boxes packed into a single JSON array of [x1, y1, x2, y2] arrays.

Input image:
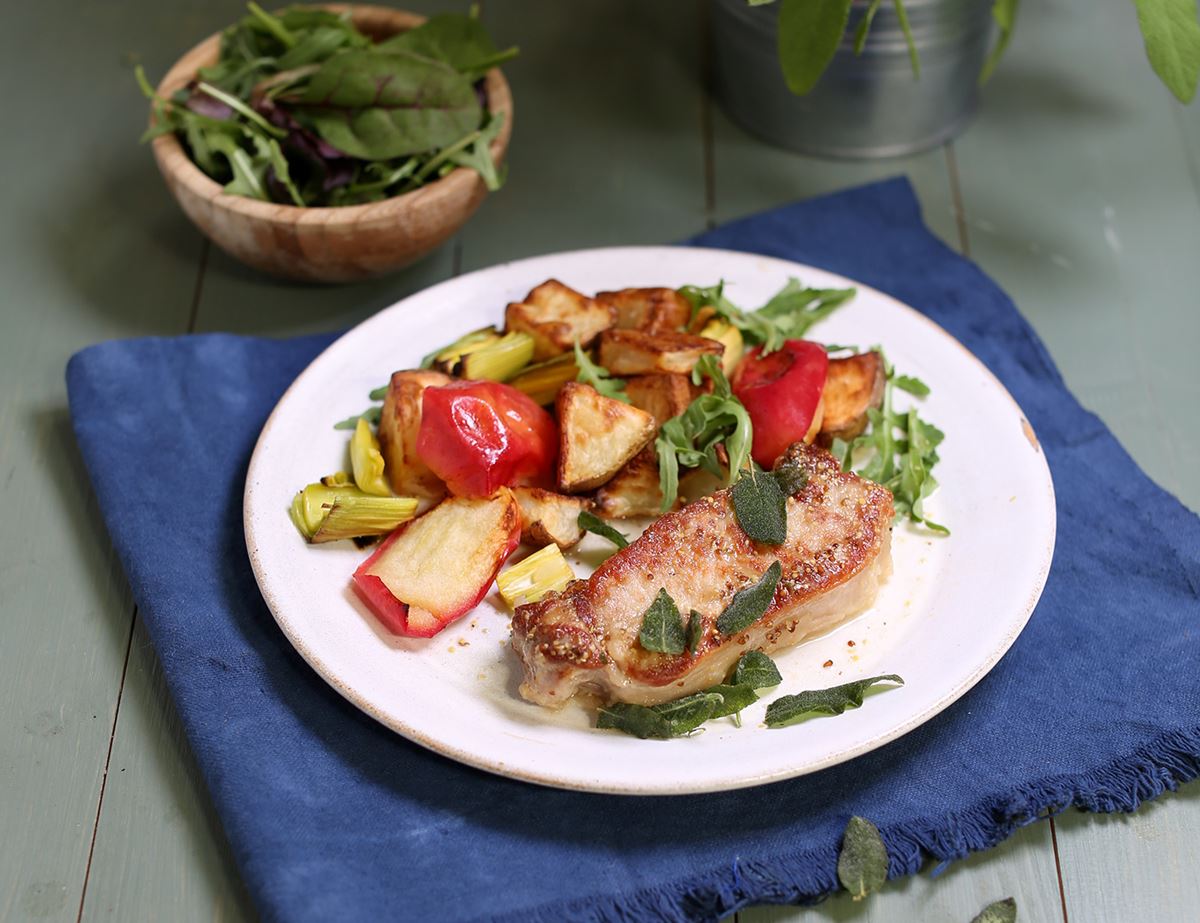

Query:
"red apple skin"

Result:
[[417, 380, 558, 498], [732, 340, 829, 467], [352, 527, 425, 635], [350, 493, 522, 638]]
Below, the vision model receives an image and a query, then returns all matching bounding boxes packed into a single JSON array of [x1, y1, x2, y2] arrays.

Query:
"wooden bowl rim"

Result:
[[150, 3, 513, 228]]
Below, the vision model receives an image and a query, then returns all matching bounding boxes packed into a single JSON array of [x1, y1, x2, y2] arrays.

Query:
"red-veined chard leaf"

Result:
[[297, 50, 481, 159]]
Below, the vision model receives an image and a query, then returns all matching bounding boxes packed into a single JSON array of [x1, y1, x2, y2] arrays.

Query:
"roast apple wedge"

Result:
[[352, 489, 521, 637]]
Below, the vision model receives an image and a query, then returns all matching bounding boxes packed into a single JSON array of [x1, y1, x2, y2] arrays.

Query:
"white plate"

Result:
[[244, 246, 1055, 795]]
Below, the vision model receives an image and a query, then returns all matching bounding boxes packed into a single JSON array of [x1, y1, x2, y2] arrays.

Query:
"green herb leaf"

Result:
[[732, 468, 788, 544], [655, 356, 752, 510], [715, 561, 782, 636], [678, 279, 855, 355], [377, 13, 519, 79], [837, 816, 889, 900], [853, 0, 886, 54], [368, 384, 389, 401], [638, 588, 686, 654], [892, 0, 921, 77], [445, 111, 508, 191], [686, 610, 704, 654], [980, 0, 1019, 83], [653, 692, 723, 729], [969, 897, 1017, 916], [835, 349, 948, 534], [772, 457, 809, 497], [333, 406, 382, 430], [596, 693, 721, 739], [777, 0, 854, 95], [891, 374, 930, 397], [764, 674, 904, 728], [733, 650, 783, 689], [971, 898, 1017, 923], [1132, 0, 1200, 103], [595, 703, 673, 739], [573, 339, 629, 402], [704, 683, 760, 718], [578, 510, 629, 549], [299, 50, 481, 159]]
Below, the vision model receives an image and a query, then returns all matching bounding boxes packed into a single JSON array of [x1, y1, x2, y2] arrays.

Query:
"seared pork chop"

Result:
[[511, 443, 894, 707]]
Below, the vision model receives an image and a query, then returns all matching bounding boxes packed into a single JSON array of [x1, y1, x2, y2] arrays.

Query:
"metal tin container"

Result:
[[710, 0, 994, 158]]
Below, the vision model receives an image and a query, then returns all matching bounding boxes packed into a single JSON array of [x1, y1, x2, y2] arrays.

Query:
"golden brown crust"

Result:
[[596, 329, 723, 376], [512, 443, 894, 704], [819, 351, 886, 443], [595, 287, 691, 334]]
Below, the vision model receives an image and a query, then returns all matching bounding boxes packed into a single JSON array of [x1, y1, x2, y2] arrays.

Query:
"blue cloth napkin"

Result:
[[67, 178, 1200, 923]]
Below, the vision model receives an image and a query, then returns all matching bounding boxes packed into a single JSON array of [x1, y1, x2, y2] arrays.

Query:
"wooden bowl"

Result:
[[150, 5, 513, 283]]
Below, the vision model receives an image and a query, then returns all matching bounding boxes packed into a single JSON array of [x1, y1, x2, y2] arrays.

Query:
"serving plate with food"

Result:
[[244, 245, 1055, 794]]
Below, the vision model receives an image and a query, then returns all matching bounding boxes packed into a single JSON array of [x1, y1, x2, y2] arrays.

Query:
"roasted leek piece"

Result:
[[351, 418, 390, 496], [699, 319, 744, 377], [508, 354, 579, 405], [497, 544, 574, 608], [289, 480, 417, 543], [422, 326, 500, 374], [461, 331, 535, 381], [309, 495, 419, 544]]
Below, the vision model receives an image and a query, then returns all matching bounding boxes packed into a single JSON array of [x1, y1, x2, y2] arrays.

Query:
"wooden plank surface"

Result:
[[0, 1, 209, 919]]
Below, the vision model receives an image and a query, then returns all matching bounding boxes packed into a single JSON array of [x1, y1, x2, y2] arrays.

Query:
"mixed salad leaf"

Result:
[[137, 4, 515, 206]]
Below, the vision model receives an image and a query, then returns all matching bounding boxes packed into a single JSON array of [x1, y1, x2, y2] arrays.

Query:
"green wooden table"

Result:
[[4, 1, 1197, 920]]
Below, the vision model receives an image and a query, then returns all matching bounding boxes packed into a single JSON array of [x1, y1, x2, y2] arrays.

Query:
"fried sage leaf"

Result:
[[837, 815, 888, 900], [638, 588, 686, 655], [704, 683, 760, 719], [715, 561, 782, 636], [764, 674, 904, 728], [596, 692, 722, 739], [971, 898, 1017, 923], [685, 609, 704, 654], [733, 650, 783, 689], [731, 468, 788, 545]]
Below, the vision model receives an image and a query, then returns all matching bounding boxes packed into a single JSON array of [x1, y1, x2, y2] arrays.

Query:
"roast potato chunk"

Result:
[[819, 351, 886, 442], [378, 369, 451, 500], [596, 329, 723, 376], [596, 287, 691, 334], [513, 487, 591, 549], [593, 447, 675, 518], [623, 374, 696, 427], [505, 279, 614, 360], [556, 382, 656, 493]]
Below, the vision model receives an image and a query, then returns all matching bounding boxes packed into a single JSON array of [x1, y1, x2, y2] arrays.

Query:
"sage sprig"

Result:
[[596, 650, 780, 738], [638, 589, 686, 655], [837, 815, 889, 900], [764, 674, 904, 728], [971, 898, 1018, 923], [715, 561, 782, 636]]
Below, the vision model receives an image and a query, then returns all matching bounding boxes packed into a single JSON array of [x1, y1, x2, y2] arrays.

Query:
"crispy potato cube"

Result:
[[819, 351, 886, 442], [504, 279, 615, 360], [623, 374, 696, 427], [595, 287, 691, 334], [513, 487, 590, 549], [378, 369, 451, 500], [596, 329, 723, 376], [556, 382, 657, 493], [594, 448, 676, 518]]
